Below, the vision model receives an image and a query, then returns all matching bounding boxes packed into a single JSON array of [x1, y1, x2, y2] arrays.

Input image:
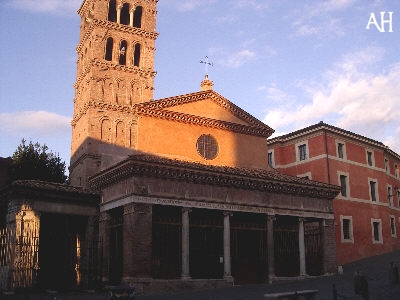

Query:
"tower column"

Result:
[[130, 6, 136, 27], [117, 5, 122, 24]]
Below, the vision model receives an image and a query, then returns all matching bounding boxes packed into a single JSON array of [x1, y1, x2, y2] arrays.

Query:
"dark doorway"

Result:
[[39, 214, 86, 290], [305, 221, 323, 276], [231, 213, 267, 284], [152, 206, 181, 279], [189, 209, 223, 279]]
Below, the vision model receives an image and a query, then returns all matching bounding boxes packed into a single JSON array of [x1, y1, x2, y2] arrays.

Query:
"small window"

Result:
[[370, 180, 377, 202], [385, 159, 390, 173], [395, 164, 399, 178], [120, 3, 130, 25], [372, 219, 382, 243], [298, 144, 307, 161], [390, 216, 396, 237], [340, 175, 348, 197], [108, 0, 117, 22], [367, 151, 374, 166], [337, 143, 345, 159], [133, 6, 143, 28], [197, 134, 218, 160], [341, 216, 353, 242], [268, 151, 274, 167], [133, 43, 141, 67], [105, 37, 114, 61], [388, 185, 393, 207], [119, 40, 127, 65], [397, 190, 400, 207]]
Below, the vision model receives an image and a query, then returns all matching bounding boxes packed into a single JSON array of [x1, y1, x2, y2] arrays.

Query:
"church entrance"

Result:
[[38, 214, 86, 290], [189, 209, 223, 279], [231, 213, 267, 284]]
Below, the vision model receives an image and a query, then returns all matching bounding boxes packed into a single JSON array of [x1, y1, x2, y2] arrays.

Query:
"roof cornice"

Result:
[[89, 154, 340, 200]]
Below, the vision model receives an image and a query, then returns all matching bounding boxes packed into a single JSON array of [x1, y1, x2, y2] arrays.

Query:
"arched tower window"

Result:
[[105, 37, 114, 61], [119, 40, 127, 65], [133, 6, 143, 28], [133, 43, 141, 67], [120, 3, 130, 25], [108, 0, 117, 22]]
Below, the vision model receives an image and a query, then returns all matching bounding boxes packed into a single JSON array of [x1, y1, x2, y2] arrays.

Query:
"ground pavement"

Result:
[[3, 250, 400, 300]]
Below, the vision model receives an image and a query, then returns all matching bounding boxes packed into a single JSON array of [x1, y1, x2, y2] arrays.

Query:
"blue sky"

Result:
[[1, 0, 400, 171]]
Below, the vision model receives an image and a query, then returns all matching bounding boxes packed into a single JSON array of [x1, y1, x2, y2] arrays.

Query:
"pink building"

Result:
[[268, 122, 400, 265]]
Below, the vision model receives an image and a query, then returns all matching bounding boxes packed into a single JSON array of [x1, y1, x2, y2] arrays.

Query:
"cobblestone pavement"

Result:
[[3, 250, 400, 300]]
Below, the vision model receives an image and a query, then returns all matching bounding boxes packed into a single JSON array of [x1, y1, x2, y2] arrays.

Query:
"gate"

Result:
[[0, 225, 39, 291], [274, 224, 299, 277], [305, 222, 323, 276]]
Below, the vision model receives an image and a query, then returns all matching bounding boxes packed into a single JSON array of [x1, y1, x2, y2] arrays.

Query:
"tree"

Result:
[[11, 139, 68, 184]]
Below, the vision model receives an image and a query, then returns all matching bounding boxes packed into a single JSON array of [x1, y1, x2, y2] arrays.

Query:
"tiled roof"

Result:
[[8, 180, 98, 196], [89, 154, 340, 199]]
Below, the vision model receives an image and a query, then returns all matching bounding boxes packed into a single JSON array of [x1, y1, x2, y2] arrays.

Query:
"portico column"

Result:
[[299, 217, 306, 276], [99, 211, 111, 283], [267, 215, 276, 283], [223, 212, 233, 279], [181, 208, 191, 280]]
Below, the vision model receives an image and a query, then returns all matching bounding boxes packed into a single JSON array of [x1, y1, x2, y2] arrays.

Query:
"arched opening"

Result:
[[120, 3, 130, 25], [133, 43, 141, 67], [108, 0, 117, 22], [133, 6, 143, 28], [119, 40, 127, 65], [105, 37, 114, 61]]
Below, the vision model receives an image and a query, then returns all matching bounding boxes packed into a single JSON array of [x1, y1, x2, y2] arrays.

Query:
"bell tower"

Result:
[[70, 0, 158, 186]]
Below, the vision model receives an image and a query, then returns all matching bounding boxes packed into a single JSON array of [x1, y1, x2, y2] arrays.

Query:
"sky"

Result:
[[1, 0, 400, 173]]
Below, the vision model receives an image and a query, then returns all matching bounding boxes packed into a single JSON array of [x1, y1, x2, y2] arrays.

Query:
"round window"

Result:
[[196, 134, 218, 160]]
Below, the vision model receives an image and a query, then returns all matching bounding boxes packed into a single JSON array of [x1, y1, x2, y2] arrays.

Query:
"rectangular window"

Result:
[[385, 159, 390, 173], [340, 175, 347, 197], [338, 143, 344, 159], [367, 151, 374, 166], [372, 220, 382, 243], [341, 216, 354, 243], [398, 190, 400, 207], [388, 186, 393, 207], [268, 151, 274, 167], [370, 180, 377, 202], [395, 164, 399, 178], [390, 216, 396, 237], [299, 144, 307, 161]]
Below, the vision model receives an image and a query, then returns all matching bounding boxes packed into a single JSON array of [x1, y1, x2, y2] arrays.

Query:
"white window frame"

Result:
[[371, 218, 383, 244], [338, 171, 350, 199], [368, 178, 379, 202], [340, 215, 354, 243], [296, 140, 309, 162], [366, 150, 375, 167], [390, 216, 397, 238], [268, 150, 274, 167], [385, 158, 390, 174], [388, 184, 393, 207], [297, 172, 312, 180], [336, 140, 347, 160]]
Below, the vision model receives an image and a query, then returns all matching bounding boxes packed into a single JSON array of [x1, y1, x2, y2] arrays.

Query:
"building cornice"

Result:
[[89, 154, 340, 200]]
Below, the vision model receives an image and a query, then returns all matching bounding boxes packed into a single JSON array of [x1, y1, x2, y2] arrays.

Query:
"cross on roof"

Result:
[[200, 56, 214, 76]]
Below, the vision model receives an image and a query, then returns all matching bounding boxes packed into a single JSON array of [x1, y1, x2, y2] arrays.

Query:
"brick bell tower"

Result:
[[70, 0, 158, 187]]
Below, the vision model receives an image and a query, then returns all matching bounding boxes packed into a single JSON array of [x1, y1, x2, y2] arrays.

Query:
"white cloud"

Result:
[[5, 0, 81, 14], [263, 47, 400, 153], [0, 111, 70, 136], [218, 50, 256, 68]]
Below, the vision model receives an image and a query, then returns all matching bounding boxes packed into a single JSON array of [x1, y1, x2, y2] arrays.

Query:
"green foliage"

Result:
[[11, 139, 68, 184]]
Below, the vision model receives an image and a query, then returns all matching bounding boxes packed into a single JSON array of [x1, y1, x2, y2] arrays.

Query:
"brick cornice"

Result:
[[89, 154, 340, 200]]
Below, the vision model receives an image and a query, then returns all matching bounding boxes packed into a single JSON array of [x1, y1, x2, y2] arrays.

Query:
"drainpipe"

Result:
[[324, 126, 331, 184]]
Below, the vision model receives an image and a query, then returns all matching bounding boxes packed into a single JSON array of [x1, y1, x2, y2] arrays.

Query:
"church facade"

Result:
[[1, 0, 341, 293]]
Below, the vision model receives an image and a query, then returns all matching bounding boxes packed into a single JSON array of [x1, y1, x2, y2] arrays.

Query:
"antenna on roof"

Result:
[[200, 56, 214, 77]]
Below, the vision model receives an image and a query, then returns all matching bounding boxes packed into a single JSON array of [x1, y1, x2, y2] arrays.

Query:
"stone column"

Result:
[[223, 212, 233, 279], [181, 208, 191, 280], [129, 6, 135, 27], [117, 5, 122, 24], [123, 203, 152, 283], [299, 217, 306, 276], [266, 215, 276, 283], [99, 211, 111, 284]]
